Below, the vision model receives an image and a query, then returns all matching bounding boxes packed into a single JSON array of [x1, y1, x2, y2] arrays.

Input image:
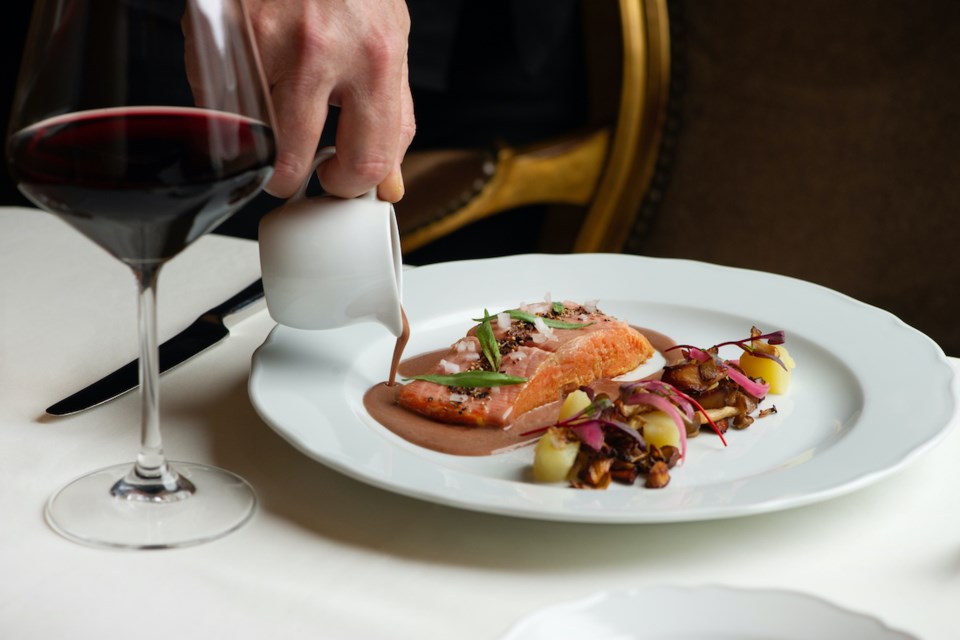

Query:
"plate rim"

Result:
[[498, 584, 917, 639]]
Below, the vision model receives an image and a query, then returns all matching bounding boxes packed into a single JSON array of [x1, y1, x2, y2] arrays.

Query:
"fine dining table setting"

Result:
[[1, 204, 959, 640]]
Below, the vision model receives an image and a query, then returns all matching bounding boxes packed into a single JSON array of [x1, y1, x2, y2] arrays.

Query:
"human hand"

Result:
[[245, 0, 415, 202]]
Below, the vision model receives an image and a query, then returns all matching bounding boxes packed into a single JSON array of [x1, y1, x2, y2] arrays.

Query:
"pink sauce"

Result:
[[364, 327, 678, 457]]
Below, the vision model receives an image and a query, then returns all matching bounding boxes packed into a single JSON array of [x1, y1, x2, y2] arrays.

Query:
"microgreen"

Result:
[[667, 328, 788, 371]]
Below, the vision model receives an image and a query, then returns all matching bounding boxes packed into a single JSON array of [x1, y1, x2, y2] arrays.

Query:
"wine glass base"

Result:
[[46, 461, 256, 550]]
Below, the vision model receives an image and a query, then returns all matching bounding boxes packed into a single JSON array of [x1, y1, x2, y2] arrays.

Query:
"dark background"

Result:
[[3, 1, 957, 356]]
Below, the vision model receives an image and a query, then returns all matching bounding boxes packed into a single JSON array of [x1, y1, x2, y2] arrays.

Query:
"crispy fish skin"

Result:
[[397, 304, 654, 427]]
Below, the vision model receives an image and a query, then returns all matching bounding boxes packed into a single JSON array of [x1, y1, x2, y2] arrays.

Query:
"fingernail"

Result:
[[377, 170, 405, 203]]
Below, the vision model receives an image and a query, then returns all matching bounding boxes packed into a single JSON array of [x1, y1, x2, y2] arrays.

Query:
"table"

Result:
[[1, 205, 957, 639]]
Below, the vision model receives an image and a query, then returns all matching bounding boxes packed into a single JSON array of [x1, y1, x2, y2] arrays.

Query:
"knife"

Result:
[[47, 279, 266, 416]]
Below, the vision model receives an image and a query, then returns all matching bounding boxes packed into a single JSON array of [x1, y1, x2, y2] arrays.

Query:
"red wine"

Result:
[[8, 107, 275, 264]]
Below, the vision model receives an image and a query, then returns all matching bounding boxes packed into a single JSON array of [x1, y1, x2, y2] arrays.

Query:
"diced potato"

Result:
[[558, 389, 592, 421], [638, 411, 681, 449], [532, 427, 580, 482], [738, 345, 796, 394]]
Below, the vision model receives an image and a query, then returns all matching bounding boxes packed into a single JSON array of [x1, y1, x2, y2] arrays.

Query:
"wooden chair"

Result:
[[394, 0, 673, 255]]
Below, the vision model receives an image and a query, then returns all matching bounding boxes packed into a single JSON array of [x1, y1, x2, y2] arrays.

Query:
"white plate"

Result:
[[249, 254, 957, 523], [499, 586, 916, 639]]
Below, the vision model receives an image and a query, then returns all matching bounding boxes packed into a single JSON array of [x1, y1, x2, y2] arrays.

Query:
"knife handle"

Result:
[[201, 279, 265, 325]]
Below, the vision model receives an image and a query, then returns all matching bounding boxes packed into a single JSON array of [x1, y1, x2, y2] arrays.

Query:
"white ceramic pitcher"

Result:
[[258, 148, 404, 336]]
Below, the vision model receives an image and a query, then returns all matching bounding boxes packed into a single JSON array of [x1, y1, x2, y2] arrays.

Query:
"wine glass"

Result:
[[6, 0, 276, 548]]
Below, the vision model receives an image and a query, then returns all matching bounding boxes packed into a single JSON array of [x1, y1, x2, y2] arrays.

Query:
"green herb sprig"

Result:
[[477, 309, 501, 371], [473, 308, 593, 330], [405, 371, 527, 388], [503, 309, 593, 330]]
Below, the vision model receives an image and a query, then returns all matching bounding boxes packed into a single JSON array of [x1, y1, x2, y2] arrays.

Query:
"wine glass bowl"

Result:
[[7, 0, 275, 548], [8, 107, 274, 264]]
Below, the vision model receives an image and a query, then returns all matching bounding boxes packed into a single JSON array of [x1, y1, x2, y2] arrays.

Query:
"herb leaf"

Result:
[[506, 309, 593, 329], [472, 308, 594, 329], [405, 371, 527, 388], [477, 308, 501, 371]]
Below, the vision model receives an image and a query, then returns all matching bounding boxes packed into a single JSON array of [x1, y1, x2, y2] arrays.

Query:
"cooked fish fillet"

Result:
[[398, 302, 654, 427]]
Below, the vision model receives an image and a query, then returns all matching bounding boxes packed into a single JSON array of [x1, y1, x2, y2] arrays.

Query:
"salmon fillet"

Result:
[[397, 301, 654, 427]]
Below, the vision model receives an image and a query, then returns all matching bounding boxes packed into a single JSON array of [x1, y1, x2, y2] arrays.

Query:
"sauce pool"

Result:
[[364, 326, 679, 457]]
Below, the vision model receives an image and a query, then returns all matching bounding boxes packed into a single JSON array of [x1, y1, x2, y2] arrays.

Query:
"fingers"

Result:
[[249, 1, 333, 199], [249, 0, 414, 202], [316, 89, 398, 200], [377, 52, 416, 203], [322, 79, 411, 202], [264, 75, 331, 199], [317, 27, 413, 201], [377, 168, 406, 203]]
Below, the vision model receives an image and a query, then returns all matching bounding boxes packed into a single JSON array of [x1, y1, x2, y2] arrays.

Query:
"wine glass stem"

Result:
[[110, 264, 195, 501], [136, 264, 164, 475]]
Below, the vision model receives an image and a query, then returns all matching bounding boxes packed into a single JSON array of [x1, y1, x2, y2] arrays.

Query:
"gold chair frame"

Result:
[[398, 0, 672, 255]]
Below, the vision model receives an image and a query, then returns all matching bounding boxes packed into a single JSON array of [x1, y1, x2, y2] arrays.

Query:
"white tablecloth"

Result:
[[1, 206, 957, 639]]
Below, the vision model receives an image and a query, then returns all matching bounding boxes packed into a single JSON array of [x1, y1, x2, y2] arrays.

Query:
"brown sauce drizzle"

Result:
[[365, 324, 678, 457], [386, 307, 409, 386]]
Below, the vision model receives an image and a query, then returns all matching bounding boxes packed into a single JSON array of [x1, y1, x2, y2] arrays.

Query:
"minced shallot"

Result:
[[531, 317, 556, 344], [524, 301, 551, 315], [439, 359, 460, 374], [455, 339, 477, 354]]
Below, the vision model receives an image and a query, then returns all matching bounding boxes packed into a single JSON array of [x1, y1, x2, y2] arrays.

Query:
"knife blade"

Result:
[[47, 279, 266, 416]]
